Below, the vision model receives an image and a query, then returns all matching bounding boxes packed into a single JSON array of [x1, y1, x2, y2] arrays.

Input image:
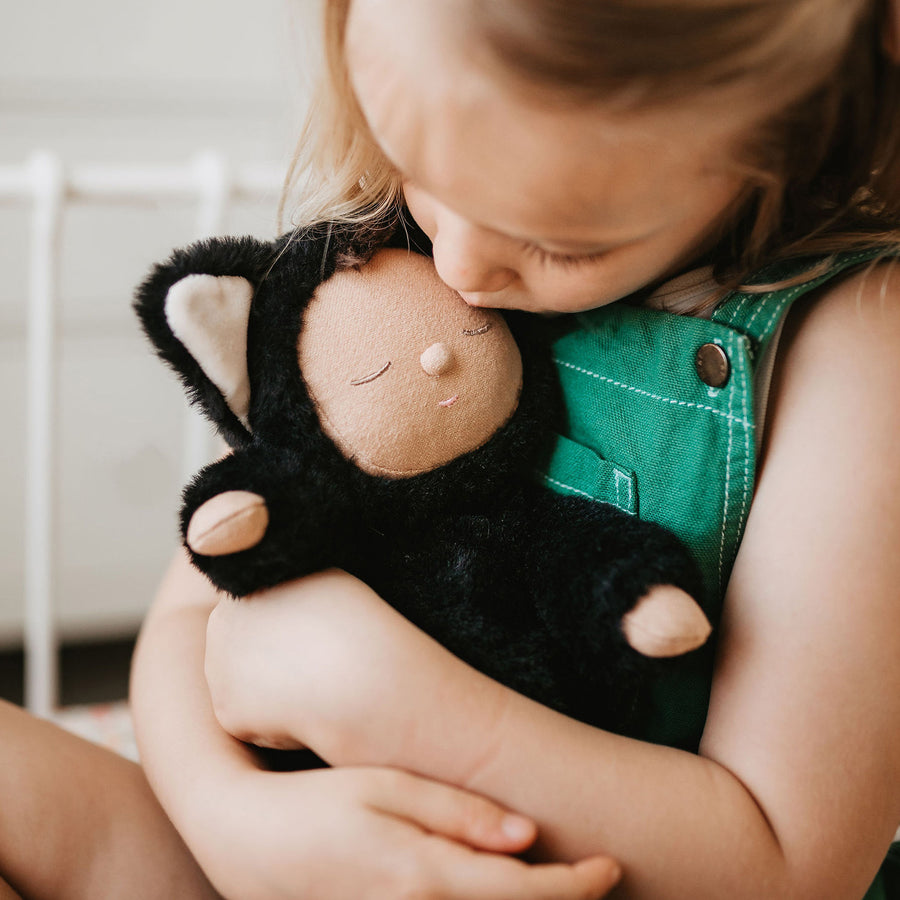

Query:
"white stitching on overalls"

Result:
[[738, 344, 752, 547], [719, 338, 751, 592], [541, 474, 633, 514], [727, 293, 753, 324], [710, 254, 876, 588], [756, 253, 873, 337], [725, 251, 875, 341], [745, 293, 772, 332], [708, 253, 882, 594], [717, 340, 737, 590], [614, 469, 633, 510], [554, 359, 755, 429]]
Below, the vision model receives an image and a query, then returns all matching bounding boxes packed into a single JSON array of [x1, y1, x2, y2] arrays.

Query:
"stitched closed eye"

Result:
[[350, 361, 391, 385], [462, 323, 492, 336]]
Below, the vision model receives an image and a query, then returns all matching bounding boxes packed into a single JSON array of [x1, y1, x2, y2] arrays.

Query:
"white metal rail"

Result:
[[0, 151, 281, 717]]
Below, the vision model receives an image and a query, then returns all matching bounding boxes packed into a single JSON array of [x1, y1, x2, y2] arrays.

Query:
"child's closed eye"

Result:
[[522, 243, 608, 269]]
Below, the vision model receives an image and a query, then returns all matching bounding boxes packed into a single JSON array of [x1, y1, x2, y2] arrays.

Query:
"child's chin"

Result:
[[458, 290, 492, 308]]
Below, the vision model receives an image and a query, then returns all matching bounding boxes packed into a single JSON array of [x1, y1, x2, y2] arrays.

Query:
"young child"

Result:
[[130, 1, 900, 898]]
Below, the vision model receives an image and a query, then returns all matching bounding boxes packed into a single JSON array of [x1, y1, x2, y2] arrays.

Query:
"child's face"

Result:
[[346, 0, 751, 314]]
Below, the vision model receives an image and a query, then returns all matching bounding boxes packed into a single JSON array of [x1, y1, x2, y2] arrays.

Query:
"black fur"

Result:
[[135, 222, 704, 736]]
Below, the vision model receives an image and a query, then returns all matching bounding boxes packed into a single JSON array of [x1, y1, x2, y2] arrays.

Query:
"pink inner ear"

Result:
[[165, 274, 254, 426]]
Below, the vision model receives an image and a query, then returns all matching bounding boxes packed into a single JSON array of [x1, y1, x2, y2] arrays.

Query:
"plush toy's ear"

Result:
[[135, 235, 279, 447], [164, 274, 253, 428]]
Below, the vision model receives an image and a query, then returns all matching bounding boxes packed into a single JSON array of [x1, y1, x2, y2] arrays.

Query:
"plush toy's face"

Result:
[[299, 249, 523, 477]]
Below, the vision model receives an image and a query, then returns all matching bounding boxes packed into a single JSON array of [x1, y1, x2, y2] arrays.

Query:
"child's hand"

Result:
[[197, 764, 621, 900], [205, 569, 512, 781]]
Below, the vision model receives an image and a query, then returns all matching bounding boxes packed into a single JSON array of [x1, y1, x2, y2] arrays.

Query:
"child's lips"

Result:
[[439, 394, 459, 408]]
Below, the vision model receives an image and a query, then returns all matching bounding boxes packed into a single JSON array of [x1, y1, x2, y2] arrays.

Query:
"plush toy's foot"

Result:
[[621, 586, 711, 657], [186, 490, 269, 556]]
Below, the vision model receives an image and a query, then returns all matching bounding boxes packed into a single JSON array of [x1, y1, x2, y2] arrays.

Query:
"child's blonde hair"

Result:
[[282, 0, 900, 287]]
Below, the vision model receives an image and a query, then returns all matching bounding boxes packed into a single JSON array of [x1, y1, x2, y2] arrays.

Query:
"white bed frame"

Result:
[[0, 152, 280, 716]]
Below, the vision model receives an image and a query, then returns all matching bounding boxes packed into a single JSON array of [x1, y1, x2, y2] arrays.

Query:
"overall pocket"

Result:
[[538, 433, 638, 516]]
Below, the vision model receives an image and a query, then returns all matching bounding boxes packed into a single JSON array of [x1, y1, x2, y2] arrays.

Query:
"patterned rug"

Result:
[[51, 701, 138, 761]]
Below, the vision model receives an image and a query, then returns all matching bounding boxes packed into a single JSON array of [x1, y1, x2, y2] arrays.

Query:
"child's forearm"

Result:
[[311, 634, 836, 900], [298, 600, 787, 898], [396, 681, 785, 899], [129, 552, 260, 859]]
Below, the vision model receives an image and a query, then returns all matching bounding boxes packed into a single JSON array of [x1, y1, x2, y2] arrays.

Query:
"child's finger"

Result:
[[433, 849, 623, 900], [362, 768, 537, 852]]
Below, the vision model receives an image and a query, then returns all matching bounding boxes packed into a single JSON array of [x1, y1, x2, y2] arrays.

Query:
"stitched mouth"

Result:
[[438, 394, 459, 408]]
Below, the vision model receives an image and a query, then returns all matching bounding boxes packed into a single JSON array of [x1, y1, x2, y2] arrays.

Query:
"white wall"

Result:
[[0, 0, 317, 645]]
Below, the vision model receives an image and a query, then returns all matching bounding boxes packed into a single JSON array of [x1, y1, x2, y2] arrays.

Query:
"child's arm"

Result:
[[0, 698, 219, 900], [206, 266, 900, 899], [130, 551, 622, 900]]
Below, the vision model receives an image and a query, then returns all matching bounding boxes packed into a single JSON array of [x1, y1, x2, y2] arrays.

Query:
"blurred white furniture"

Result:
[[0, 152, 282, 716]]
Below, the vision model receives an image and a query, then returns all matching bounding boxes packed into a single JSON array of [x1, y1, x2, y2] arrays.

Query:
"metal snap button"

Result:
[[695, 343, 730, 388]]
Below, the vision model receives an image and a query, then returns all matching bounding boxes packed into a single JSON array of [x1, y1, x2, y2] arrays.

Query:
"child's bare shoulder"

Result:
[[756, 256, 900, 532], [778, 259, 900, 377], [758, 257, 900, 462]]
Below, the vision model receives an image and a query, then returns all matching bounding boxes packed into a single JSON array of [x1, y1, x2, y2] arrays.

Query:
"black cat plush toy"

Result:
[[135, 223, 710, 737]]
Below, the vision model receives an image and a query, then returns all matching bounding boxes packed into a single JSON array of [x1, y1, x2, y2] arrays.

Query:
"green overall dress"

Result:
[[539, 249, 899, 899]]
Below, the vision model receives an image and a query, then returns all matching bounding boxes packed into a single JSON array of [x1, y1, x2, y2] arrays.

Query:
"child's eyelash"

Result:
[[523, 243, 607, 268]]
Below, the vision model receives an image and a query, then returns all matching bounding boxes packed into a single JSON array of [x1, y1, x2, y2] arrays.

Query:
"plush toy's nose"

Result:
[[420, 342, 454, 376]]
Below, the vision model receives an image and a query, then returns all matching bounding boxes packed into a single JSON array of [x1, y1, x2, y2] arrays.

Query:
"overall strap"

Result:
[[713, 250, 897, 444], [712, 248, 893, 358]]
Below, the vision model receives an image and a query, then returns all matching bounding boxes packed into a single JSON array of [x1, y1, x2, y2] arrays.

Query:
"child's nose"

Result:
[[420, 342, 454, 376], [432, 221, 516, 294]]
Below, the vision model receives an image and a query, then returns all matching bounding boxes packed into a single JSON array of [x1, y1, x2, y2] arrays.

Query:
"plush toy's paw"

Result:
[[621, 586, 711, 657], [186, 490, 269, 556]]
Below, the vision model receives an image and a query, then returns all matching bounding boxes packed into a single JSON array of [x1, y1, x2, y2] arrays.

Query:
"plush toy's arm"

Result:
[[179, 448, 357, 598], [134, 235, 282, 448], [522, 485, 709, 671]]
